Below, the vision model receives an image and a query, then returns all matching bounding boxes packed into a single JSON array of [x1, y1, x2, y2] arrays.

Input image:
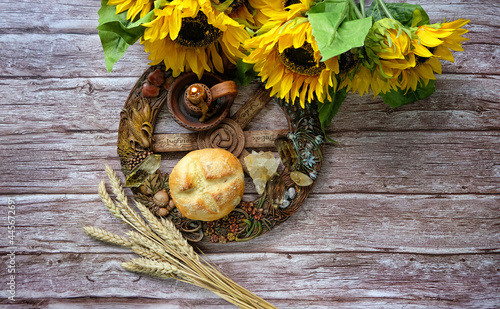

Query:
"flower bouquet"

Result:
[[98, 0, 469, 135]]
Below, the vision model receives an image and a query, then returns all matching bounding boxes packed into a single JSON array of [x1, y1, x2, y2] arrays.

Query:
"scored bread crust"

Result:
[[169, 148, 245, 221]]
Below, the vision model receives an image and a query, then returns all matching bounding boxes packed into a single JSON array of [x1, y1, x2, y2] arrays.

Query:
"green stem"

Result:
[[359, 0, 366, 18], [377, 0, 395, 20], [348, 0, 364, 20]]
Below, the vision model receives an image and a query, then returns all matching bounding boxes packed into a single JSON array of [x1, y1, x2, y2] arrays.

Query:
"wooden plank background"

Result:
[[1, 0, 499, 308]]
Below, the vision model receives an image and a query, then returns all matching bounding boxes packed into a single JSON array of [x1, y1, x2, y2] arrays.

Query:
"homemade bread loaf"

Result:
[[169, 148, 245, 221]]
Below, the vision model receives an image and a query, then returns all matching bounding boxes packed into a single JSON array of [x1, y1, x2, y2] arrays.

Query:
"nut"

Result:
[[153, 189, 170, 207], [157, 207, 168, 217]]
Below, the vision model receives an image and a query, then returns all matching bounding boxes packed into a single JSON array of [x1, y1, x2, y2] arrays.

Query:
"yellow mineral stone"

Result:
[[244, 151, 281, 194], [290, 171, 313, 187]]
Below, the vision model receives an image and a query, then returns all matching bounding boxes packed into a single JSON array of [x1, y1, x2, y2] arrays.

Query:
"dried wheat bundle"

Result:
[[84, 165, 276, 309]]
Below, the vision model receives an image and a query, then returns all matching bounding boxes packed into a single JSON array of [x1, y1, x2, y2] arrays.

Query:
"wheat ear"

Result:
[[160, 217, 198, 261], [104, 164, 151, 235], [83, 226, 132, 247], [130, 245, 166, 261], [98, 180, 122, 219], [135, 201, 198, 261], [121, 258, 181, 280]]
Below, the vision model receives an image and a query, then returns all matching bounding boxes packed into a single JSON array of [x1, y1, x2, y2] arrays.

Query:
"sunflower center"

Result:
[[229, 0, 243, 10], [282, 0, 301, 9], [176, 12, 221, 48], [338, 51, 356, 74], [279, 43, 326, 76], [415, 47, 435, 66]]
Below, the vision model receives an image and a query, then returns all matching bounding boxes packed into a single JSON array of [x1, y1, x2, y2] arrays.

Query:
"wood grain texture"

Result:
[[1, 252, 498, 308], [0, 0, 499, 308]]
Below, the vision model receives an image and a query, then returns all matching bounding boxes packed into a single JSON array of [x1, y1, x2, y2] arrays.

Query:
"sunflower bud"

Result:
[[364, 18, 417, 79]]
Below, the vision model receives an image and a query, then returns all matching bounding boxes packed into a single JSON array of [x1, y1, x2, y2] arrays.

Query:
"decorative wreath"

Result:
[[97, 0, 469, 243], [118, 63, 324, 243]]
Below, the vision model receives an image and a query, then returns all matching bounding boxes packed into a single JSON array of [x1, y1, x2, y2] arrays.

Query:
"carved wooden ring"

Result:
[[117, 64, 325, 243]]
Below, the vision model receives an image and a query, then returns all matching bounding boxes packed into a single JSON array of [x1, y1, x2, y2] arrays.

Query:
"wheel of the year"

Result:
[[117, 64, 325, 243]]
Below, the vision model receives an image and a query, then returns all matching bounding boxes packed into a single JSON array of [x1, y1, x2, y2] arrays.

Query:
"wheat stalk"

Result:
[[85, 166, 277, 309]]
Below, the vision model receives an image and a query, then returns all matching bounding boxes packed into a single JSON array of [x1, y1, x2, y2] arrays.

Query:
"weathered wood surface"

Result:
[[1, 0, 499, 308]]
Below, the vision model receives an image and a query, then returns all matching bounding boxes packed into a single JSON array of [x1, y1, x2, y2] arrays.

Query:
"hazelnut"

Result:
[[153, 189, 170, 207]]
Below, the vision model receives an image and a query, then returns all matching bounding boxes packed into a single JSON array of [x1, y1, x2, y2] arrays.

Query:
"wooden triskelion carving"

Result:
[[118, 64, 325, 243]]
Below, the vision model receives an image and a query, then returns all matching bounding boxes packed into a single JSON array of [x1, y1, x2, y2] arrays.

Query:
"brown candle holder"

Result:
[[168, 72, 237, 131]]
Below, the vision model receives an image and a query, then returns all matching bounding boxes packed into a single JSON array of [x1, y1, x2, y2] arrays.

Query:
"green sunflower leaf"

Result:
[[235, 59, 257, 86], [380, 80, 435, 108], [308, 1, 372, 60], [97, 0, 156, 72], [367, 2, 429, 27], [99, 30, 130, 73], [317, 86, 348, 142], [97, 0, 154, 45]]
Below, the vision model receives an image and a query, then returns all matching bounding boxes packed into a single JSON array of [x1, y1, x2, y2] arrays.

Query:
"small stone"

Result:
[[147, 69, 165, 87], [290, 171, 313, 187], [280, 200, 290, 209], [287, 187, 297, 199]]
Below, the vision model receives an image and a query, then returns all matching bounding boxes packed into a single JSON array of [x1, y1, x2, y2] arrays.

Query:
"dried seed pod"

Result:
[[153, 189, 170, 207]]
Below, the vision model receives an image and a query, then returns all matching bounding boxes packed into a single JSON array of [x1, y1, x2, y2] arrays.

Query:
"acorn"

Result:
[[157, 207, 169, 217], [167, 199, 176, 211], [153, 189, 170, 207]]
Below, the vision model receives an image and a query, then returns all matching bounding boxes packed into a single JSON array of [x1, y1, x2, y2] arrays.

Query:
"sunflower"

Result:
[[106, 0, 153, 21], [396, 19, 469, 92], [346, 19, 413, 96], [341, 65, 398, 97], [227, 0, 259, 29], [141, 0, 249, 79], [244, 0, 339, 107], [416, 19, 470, 51], [413, 18, 470, 66], [247, 0, 292, 25]]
